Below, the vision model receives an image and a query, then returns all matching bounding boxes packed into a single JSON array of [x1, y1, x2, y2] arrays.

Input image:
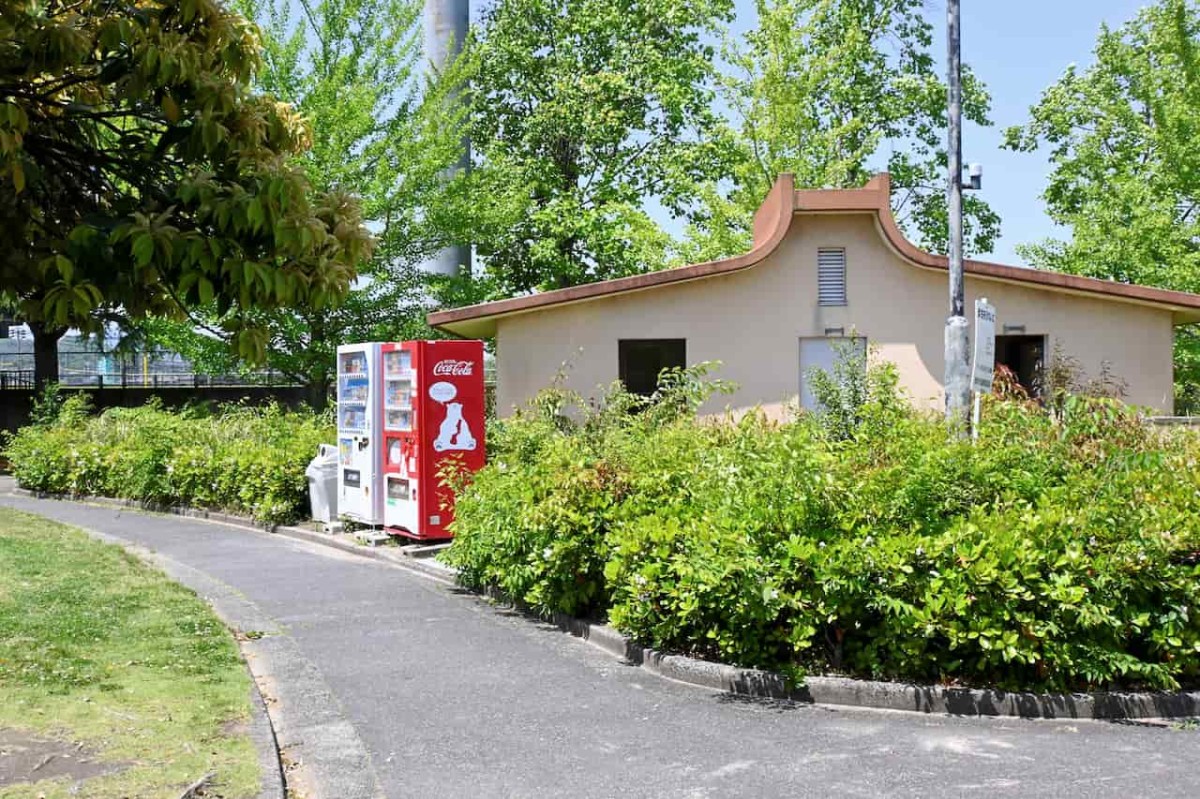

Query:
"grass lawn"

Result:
[[0, 507, 260, 798]]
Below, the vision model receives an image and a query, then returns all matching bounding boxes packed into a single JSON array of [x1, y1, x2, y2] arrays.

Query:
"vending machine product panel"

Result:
[[382, 340, 486, 540], [381, 342, 421, 535], [336, 342, 384, 524]]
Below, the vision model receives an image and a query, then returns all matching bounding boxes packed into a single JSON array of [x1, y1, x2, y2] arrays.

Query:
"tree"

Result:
[[138, 0, 467, 408], [1003, 0, 1200, 410], [0, 0, 372, 387], [463, 0, 737, 295], [238, 0, 468, 268], [686, 0, 1000, 261]]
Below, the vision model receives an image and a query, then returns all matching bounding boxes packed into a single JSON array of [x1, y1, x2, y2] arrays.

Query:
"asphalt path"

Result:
[[2, 488, 1197, 798]]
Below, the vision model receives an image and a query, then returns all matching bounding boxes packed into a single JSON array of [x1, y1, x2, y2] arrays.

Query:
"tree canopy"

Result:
[[1004, 0, 1200, 408], [140, 0, 465, 406], [0, 0, 372, 383], [683, 0, 1000, 263], [462, 0, 736, 295]]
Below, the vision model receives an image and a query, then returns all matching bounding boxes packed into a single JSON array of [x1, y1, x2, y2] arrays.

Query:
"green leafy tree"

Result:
[[139, 0, 469, 407], [1004, 0, 1200, 410], [0, 0, 372, 387], [463, 0, 737, 295], [685, 0, 1000, 261]]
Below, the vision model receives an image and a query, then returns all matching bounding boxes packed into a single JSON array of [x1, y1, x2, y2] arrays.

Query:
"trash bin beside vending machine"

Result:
[[381, 340, 486, 541], [306, 444, 339, 528]]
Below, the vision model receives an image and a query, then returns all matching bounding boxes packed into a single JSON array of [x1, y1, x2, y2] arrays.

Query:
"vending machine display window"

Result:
[[341, 381, 368, 403], [386, 409, 412, 431], [340, 351, 368, 375], [339, 405, 367, 432], [384, 349, 412, 375], [385, 379, 413, 408]]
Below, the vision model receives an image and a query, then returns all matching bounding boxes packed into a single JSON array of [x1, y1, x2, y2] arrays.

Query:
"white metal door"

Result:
[[799, 337, 865, 411]]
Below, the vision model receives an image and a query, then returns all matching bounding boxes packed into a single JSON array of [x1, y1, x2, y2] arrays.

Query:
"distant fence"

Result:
[[0, 370, 292, 390]]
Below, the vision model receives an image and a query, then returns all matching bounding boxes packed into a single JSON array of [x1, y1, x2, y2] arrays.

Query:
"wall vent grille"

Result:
[[818, 248, 847, 306]]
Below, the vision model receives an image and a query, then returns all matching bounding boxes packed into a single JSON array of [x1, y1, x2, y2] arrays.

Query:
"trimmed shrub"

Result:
[[445, 364, 1200, 692], [5, 397, 332, 524]]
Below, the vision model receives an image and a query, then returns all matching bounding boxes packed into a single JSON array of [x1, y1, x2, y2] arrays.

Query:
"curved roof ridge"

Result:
[[427, 174, 797, 334], [798, 173, 1200, 321], [429, 173, 1200, 336]]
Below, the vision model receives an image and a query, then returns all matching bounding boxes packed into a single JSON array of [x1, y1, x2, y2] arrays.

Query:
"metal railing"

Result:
[[0, 370, 34, 390], [0, 370, 297, 389]]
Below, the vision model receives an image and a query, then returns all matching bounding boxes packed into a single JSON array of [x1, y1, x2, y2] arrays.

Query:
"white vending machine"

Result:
[[336, 343, 384, 524]]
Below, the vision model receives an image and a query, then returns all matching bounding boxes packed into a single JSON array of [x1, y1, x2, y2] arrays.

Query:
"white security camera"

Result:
[[966, 163, 983, 191]]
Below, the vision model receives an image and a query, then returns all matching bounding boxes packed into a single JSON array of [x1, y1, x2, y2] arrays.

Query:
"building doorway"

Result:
[[995, 335, 1045, 398], [798, 336, 866, 411]]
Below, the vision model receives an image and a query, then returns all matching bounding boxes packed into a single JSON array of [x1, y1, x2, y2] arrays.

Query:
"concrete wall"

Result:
[[494, 212, 1176, 415]]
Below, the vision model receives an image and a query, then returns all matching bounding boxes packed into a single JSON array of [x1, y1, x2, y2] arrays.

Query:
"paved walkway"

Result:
[[2, 489, 1197, 798]]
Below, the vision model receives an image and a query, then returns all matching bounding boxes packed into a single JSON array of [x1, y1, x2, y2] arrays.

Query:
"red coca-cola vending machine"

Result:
[[380, 340, 486, 541]]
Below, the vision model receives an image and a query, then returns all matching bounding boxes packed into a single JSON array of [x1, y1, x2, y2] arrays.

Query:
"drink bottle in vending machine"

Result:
[[381, 340, 486, 540], [336, 342, 385, 525]]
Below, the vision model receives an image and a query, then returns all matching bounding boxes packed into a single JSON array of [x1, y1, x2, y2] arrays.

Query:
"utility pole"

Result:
[[944, 0, 970, 432]]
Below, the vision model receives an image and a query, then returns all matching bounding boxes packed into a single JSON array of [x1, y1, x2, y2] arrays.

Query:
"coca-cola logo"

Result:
[[432, 359, 475, 376]]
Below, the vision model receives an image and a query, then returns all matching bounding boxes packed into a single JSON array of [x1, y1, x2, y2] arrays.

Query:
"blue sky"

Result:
[[724, 0, 1147, 263]]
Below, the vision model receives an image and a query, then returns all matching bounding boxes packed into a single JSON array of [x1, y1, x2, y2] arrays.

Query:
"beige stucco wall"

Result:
[[494, 212, 1176, 416]]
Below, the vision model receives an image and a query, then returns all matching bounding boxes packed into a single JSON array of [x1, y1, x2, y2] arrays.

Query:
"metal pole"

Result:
[[944, 0, 970, 432], [425, 0, 471, 278]]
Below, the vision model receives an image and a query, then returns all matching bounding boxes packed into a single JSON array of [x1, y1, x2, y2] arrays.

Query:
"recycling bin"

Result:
[[306, 444, 339, 525]]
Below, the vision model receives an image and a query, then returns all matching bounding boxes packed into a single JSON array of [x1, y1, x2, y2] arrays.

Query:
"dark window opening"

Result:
[[996, 335, 1045, 397], [618, 339, 686, 397]]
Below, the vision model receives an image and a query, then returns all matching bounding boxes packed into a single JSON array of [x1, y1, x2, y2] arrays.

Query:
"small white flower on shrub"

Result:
[[543, 547, 553, 561]]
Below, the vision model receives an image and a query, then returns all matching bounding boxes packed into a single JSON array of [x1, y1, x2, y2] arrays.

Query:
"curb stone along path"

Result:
[[2, 492, 384, 799], [490, 598, 1200, 722], [13, 488, 1200, 722]]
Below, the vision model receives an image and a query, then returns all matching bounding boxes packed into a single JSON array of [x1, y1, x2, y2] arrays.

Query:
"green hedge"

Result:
[[444, 365, 1200, 692], [5, 393, 333, 524]]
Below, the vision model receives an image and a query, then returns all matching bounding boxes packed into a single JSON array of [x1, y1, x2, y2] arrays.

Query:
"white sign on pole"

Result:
[[971, 298, 996, 394]]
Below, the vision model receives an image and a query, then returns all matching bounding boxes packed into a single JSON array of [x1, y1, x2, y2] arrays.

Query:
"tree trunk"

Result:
[[28, 320, 65, 390], [306, 378, 331, 412]]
